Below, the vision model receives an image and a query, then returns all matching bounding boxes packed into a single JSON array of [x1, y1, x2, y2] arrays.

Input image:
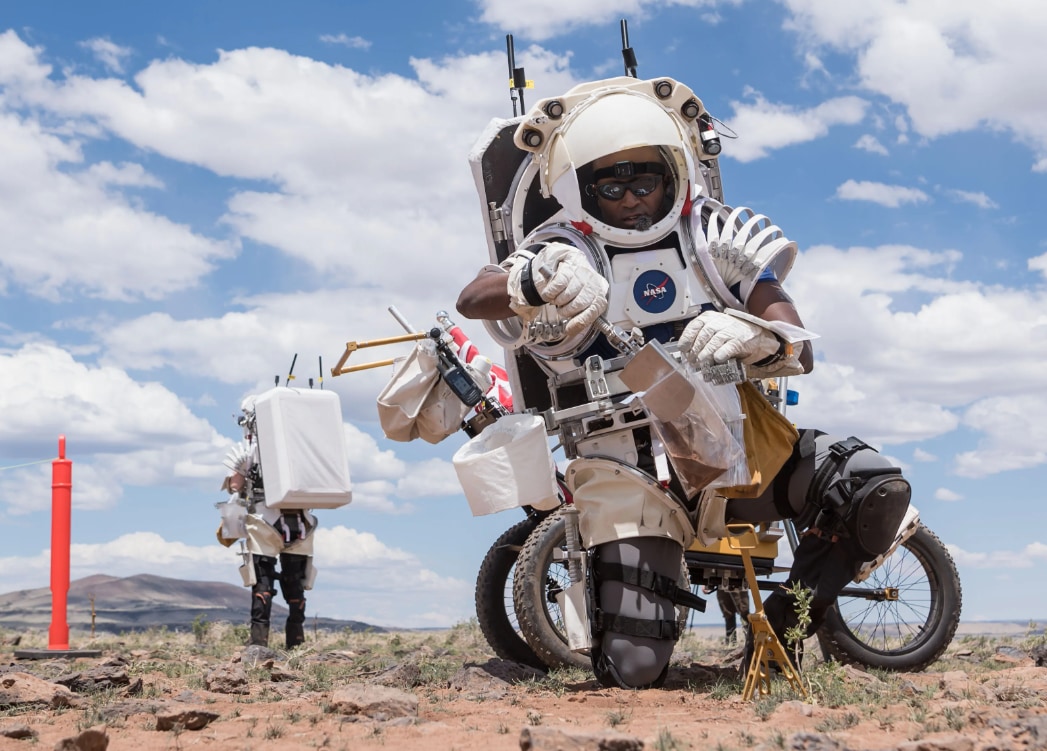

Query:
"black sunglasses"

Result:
[[587, 174, 664, 201]]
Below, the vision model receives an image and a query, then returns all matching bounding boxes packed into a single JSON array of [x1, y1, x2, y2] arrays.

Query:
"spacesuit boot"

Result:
[[249, 555, 278, 647], [285, 600, 306, 649], [249, 621, 270, 648]]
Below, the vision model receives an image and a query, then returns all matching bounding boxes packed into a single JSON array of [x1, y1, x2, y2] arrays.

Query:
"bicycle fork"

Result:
[[554, 503, 593, 651]]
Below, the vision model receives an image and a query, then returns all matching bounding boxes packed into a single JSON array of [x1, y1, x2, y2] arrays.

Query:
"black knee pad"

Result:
[[590, 537, 688, 689], [253, 555, 278, 597], [846, 472, 911, 557], [784, 434, 912, 559]]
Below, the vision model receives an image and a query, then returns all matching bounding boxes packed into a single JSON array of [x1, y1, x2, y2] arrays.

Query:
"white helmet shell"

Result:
[[514, 77, 716, 247]]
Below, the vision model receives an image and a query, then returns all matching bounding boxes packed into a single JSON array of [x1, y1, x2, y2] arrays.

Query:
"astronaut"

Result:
[[219, 397, 317, 650], [458, 76, 910, 687]]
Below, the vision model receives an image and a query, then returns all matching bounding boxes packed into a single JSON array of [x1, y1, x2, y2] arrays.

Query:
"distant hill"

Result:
[[0, 573, 381, 634]]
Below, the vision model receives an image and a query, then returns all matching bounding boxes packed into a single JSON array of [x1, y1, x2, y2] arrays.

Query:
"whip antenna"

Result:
[[284, 353, 297, 387], [620, 19, 638, 78], [506, 35, 528, 115]]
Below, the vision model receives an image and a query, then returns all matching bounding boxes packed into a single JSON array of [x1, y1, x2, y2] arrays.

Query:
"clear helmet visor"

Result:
[[542, 91, 699, 245]]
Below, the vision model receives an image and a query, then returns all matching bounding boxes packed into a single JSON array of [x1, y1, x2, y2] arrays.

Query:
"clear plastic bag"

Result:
[[642, 365, 747, 498]]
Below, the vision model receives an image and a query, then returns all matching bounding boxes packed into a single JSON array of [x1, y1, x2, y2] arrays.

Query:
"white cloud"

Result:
[[0, 343, 231, 514], [0, 109, 236, 302], [948, 541, 1047, 569], [0, 343, 220, 456], [319, 34, 371, 50], [934, 488, 962, 502], [913, 448, 937, 462], [954, 397, 1047, 477], [723, 89, 868, 162], [79, 37, 132, 74], [944, 189, 998, 209], [781, 0, 1047, 169], [476, 0, 742, 41], [835, 179, 929, 207], [854, 134, 888, 155], [1031, 253, 1047, 280], [784, 243, 1047, 476]]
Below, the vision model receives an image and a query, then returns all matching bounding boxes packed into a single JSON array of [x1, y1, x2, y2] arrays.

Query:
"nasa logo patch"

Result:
[[633, 270, 676, 314]]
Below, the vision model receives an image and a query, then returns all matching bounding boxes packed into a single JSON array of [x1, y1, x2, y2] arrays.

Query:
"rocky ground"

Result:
[[1, 622, 1045, 751]]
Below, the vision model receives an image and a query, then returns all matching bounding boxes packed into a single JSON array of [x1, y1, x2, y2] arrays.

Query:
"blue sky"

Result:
[[1, 0, 1045, 629]]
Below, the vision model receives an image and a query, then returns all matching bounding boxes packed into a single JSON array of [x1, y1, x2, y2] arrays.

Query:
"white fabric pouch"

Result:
[[377, 340, 472, 444], [452, 413, 560, 516]]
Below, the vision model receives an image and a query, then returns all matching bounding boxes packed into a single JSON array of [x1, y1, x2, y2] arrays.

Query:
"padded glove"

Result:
[[506, 243, 608, 338], [678, 310, 781, 367]]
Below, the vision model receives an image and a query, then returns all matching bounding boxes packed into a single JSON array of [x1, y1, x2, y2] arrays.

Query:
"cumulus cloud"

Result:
[[835, 179, 930, 207], [0, 105, 236, 302], [780, 0, 1047, 169], [954, 397, 1047, 477], [784, 243, 1047, 476], [0, 343, 220, 457], [934, 488, 963, 502], [723, 89, 868, 162]]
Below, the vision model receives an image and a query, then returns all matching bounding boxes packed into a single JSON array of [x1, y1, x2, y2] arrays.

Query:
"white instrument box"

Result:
[[254, 387, 353, 510]]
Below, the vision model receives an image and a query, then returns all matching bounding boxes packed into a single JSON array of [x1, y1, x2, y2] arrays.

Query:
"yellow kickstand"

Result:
[[726, 524, 809, 701]]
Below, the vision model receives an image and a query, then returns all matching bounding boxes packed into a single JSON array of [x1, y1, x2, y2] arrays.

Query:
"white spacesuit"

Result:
[[217, 387, 351, 649], [460, 76, 910, 688]]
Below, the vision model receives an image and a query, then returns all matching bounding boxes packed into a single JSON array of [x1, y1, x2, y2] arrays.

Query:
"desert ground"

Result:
[[1, 621, 1045, 751]]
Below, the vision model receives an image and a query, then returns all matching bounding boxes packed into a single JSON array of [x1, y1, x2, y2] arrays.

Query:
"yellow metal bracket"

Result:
[[726, 523, 809, 701], [330, 332, 427, 376]]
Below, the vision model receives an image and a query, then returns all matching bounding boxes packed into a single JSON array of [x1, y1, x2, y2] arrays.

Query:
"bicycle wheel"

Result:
[[512, 510, 592, 671], [474, 516, 545, 669], [817, 524, 962, 671]]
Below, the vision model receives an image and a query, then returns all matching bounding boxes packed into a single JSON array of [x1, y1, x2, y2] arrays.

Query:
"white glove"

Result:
[[506, 243, 608, 338], [678, 310, 781, 367]]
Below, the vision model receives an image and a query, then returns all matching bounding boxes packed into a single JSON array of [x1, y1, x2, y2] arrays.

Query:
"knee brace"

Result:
[[251, 555, 279, 624], [589, 537, 704, 689], [806, 437, 912, 559]]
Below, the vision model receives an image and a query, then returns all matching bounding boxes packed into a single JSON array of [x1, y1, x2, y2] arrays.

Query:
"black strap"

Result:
[[519, 258, 545, 307], [751, 335, 788, 367], [592, 161, 666, 181], [594, 611, 681, 640], [595, 561, 706, 612], [806, 436, 871, 509]]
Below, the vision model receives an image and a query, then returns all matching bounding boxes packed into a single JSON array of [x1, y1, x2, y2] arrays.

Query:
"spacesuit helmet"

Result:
[[513, 77, 715, 247]]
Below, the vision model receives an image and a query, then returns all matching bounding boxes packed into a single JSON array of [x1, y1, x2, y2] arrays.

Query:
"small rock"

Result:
[[896, 733, 974, 751], [241, 645, 279, 665], [204, 665, 249, 695], [785, 732, 847, 751], [0, 672, 83, 710], [328, 683, 418, 721], [519, 725, 643, 750], [54, 726, 108, 751], [155, 708, 220, 731], [0, 724, 36, 740], [1031, 644, 1047, 667]]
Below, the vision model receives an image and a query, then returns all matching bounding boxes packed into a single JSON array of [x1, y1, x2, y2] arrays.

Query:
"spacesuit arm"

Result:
[[503, 244, 609, 338], [456, 265, 516, 321], [693, 199, 798, 308]]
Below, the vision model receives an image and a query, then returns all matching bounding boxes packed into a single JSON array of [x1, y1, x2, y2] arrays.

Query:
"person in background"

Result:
[[218, 397, 316, 650]]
